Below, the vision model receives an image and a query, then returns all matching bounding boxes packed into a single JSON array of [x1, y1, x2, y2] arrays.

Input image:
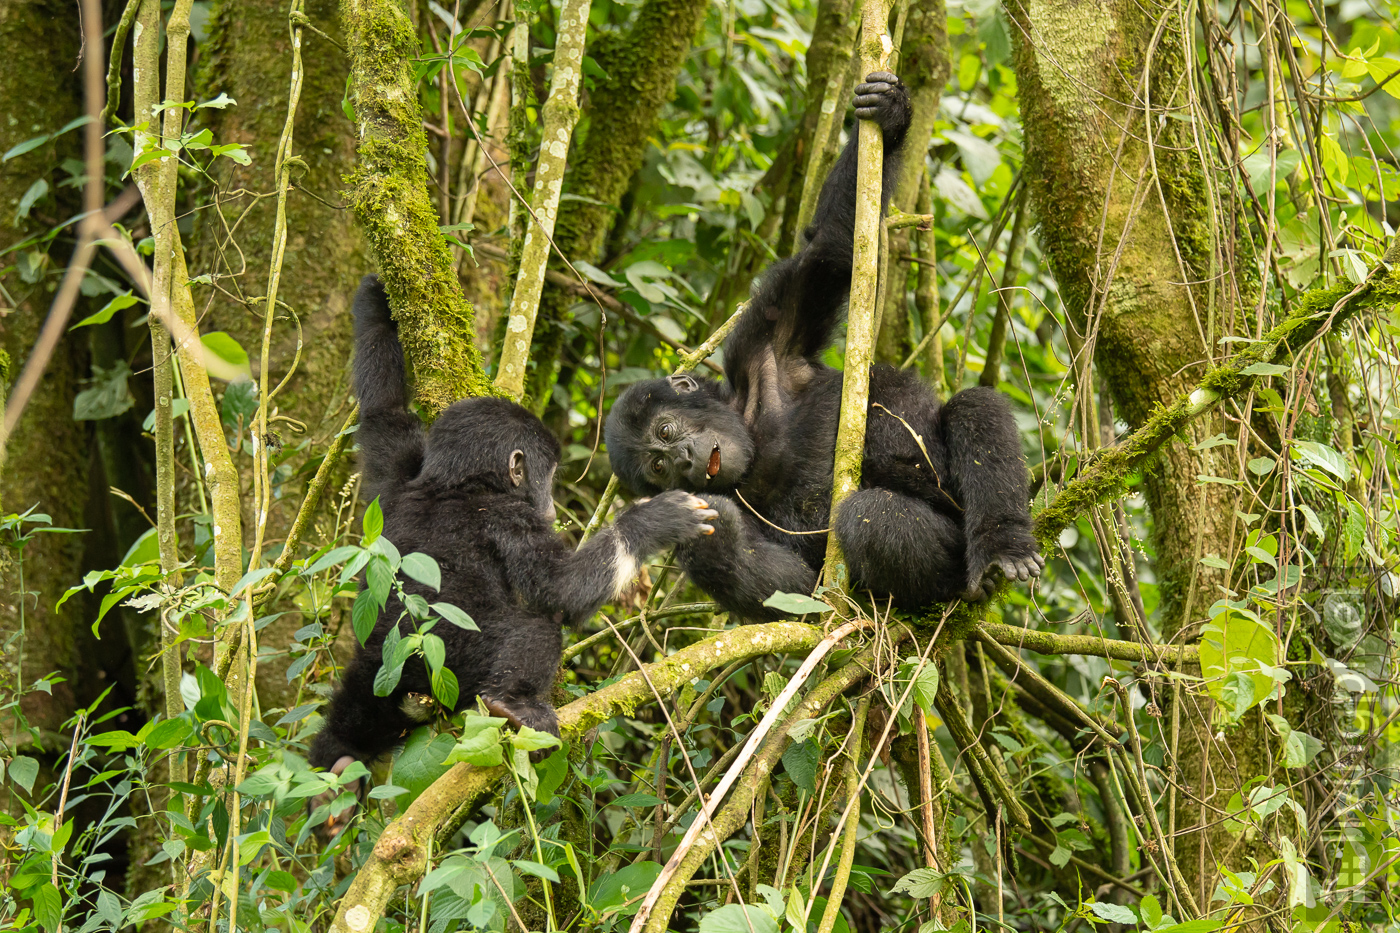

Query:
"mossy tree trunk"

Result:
[[0, 0, 115, 741], [1008, 0, 1266, 906], [521, 0, 710, 411]]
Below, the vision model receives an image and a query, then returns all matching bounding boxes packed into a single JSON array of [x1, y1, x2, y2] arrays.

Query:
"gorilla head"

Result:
[[421, 397, 561, 521], [605, 373, 754, 494]]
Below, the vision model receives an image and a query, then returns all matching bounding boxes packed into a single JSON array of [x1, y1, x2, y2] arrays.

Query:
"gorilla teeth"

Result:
[[707, 446, 721, 478]]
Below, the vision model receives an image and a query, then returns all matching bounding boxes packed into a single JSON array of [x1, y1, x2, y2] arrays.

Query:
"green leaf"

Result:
[[511, 726, 561, 752], [421, 633, 446, 672], [210, 143, 251, 164], [363, 497, 384, 544], [390, 727, 457, 805], [1199, 608, 1280, 718], [303, 545, 362, 576], [367, 554, 395, 607], [1297, 503, 1325, 541], [16, 178, 48, 220], [761, 591, 832, 615], [588, 860, 662, 914], [445, 715, 506, 767], [32, 882, 62, 933], [432, 601, 477, 630], [781, 738, 819, 795], [1247, 457, 1276, 477], [200, 332, 252, 381], [1192, 432, 1237, 450], [1343, 501, 1366, 562], [1284, 728, 1323, 769], [352, 589, 380, 645], [197, 92, 237, 109], [400, 552, 442, 591], [1139, 894, 1163, 929], [512, 859, 560, 883], [373, 657, 404, 697], [610, 792, 664, 808], [8, 755, 39, 793], [891, 867, 947, 898], [73, 361, 135, 421], [1239, 361, 1289, 377], [1090, 901, 1138, 925], [1156, 922, 1223, 933], [4, 133, 50, 162], [432, 667, 459, 710], [1291, 440, 1350, 482], [698, 904, 779, 933], [143, 718, 192, 750], [219, 379, 258, 425]]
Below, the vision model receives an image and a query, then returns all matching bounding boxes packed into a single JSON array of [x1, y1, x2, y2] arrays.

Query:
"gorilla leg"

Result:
[[480, 618, 563, 741], [834, 488, 968, 607], [938, 387, 1043, 597], [309, 651, 420, 770]]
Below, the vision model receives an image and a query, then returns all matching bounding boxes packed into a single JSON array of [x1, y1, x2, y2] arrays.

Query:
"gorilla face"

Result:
[[606, 374, 754, 494]]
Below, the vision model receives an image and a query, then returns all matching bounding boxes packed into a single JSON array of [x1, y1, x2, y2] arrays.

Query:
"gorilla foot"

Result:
[[963, 549, 1046, 601], [309, 754, 363, 842]]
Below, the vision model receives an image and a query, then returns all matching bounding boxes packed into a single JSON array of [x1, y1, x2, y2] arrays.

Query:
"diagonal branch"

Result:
[[1033, 257, 1400, 541]]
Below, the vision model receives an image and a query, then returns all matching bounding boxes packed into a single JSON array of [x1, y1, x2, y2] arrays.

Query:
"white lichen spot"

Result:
[[556, 128, 568, 141], [681, 662, 691, 672], [346, 905, 372, 933], [548, 140, 566, 158], [821, 98, 837, 115], [1189, 387, 1217, 408], [508, 314, 528, 333], [213, 525, 222, 537], [205, 461, 215, 477]]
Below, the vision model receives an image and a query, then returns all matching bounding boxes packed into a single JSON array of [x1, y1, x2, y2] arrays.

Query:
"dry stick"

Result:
[[821, 0, 892, 588], [575, 303, 745, 545], [978, 186, 1029, 388], [913, 708, 946, 921], [815, 693, 870, 933], [494, 0, 592, 398], [629, 620, 869, 933]]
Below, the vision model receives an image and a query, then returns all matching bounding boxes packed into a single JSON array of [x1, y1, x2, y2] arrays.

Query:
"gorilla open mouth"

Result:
[[706, 445, 721, 479]]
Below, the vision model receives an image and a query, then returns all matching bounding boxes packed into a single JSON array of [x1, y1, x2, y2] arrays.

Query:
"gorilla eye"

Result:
[[651, 457, 666, 474], [659, 422, 675, 442]]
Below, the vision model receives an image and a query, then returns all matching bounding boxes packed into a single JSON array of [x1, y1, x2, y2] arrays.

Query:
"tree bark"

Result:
[[0, 0, 103, 739], [1007, 0, 1256, 906], [522, 0, 710, 410]]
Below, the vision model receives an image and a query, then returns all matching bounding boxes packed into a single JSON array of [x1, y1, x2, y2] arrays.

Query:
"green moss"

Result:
[[342, 0, 494, 412]]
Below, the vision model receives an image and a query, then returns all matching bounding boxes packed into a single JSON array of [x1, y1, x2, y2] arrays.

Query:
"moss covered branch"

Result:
[[1032, 260, 1400, 542], [328, 621, 828, 933], [979, 622, 1197, 664], [341, 0, 492, 412]]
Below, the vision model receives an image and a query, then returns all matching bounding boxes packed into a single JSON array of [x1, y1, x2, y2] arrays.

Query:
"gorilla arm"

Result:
[[351, 274, 426, 495], [674, 497, 819, 621], [495, 490, 719, 626], [723, 73, 913, 421]]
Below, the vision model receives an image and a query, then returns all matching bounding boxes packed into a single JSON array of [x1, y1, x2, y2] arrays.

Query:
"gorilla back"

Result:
[[604, 73, 1043, 619]]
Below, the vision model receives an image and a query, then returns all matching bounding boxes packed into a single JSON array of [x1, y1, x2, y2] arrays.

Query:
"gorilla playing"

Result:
[[309, 276, 718, 790], [604, 73, 1043, 619]]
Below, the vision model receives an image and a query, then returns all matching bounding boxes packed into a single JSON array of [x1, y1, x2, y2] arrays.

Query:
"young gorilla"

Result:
[[309, 276, 717, 789], [604, 73, 1043, 619]]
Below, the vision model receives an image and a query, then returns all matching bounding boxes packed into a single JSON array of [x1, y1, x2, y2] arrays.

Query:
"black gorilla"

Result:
[[309, 276, 717, 782], [604, 73, 1043, 620]]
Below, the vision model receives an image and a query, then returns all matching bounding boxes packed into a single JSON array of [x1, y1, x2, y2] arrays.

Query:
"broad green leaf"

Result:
[[303, 545, 362, 576], [143, 717, 192, 750], [781, 738, 819, 795], [698, 904, 779, 933], [1199, 607, 1281, 718], [200, 332, 252, 381], [432, 666, 459, 709], [363, 497, 384, 543], [1090, 901, 1138, 925], [390, 727, 457, 804], [8, 755, 39, 793], [1239, 361, 1289, 377], [761, 590, 832, 615], [352, 589, 379, 645], [432, 601, 477, 630], [511, 726, 561, 752], [1291, 440, 1350, 482], [588, 860, 662, 914], [400, 552, 442, 591], [610, 792, 664, 808], [72, 291, 142, 331], [891, 867, 947, 898], [512, 859, 559, 883]]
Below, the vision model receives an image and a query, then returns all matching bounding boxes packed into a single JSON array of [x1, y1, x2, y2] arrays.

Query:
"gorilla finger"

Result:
[[853, 93, 889, 109], [853, 83, 892, 97], [697, 509, 720, 520], [864, 70, 899, 84], [699, 524, 715, 535]]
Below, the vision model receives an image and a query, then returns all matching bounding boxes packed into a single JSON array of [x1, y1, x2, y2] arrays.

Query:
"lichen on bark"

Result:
[[341, 0, 493, 413]]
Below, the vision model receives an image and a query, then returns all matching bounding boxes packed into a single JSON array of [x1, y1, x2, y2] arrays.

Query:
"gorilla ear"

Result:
[[668, 374, 699, 394], [508, 449, 526, 487]]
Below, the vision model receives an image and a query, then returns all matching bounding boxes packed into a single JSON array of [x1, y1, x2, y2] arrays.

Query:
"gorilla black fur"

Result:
[[604, 73, 1043, 620], [309, 276, 716, 775]]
